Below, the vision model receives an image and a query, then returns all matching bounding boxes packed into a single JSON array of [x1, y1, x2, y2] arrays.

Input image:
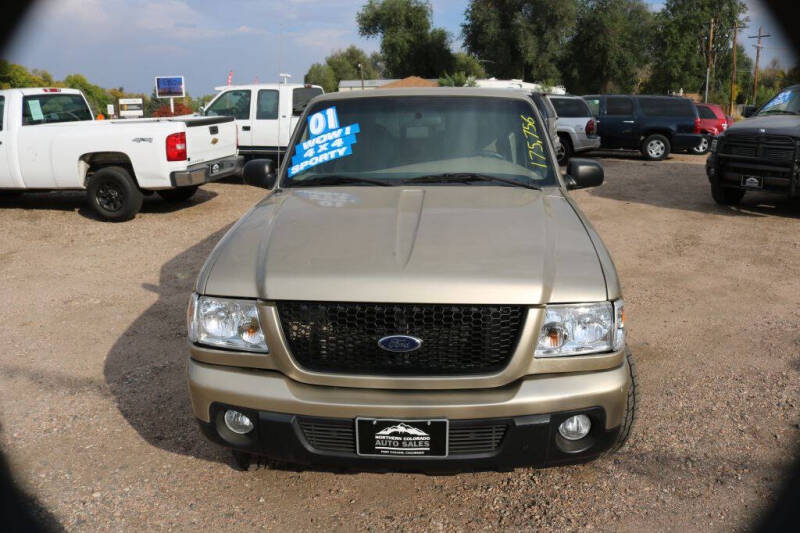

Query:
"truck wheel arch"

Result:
[[79, 152, 137, 188]]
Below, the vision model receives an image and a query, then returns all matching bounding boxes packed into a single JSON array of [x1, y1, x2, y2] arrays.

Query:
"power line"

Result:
[[748, 26, 771, 104]]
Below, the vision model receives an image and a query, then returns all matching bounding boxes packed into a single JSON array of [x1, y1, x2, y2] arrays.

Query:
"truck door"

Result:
[[250, 88, 280, 157], [204, 89, 253, 148], [601, 96, 638, 148], [0, 95, 13, 187]]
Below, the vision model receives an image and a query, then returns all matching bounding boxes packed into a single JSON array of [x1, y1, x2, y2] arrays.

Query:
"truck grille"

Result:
[[276, 302, 524, 376], [298, 417, 508, 456]]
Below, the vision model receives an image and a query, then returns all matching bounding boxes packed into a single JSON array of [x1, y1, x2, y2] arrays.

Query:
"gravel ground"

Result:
[[0, 153, 798, 531]]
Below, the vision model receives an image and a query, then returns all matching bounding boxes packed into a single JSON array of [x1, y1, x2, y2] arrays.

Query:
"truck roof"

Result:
[[213, 83, 323, 91], [311, 87, 533, 103], [0, 87, 84, 96]]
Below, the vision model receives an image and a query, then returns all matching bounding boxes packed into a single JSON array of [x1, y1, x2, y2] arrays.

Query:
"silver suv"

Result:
[[186, 88, 636, 471], [548, 95, 601, 165]]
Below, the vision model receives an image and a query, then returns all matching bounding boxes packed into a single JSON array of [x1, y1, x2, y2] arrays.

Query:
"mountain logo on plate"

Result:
[[378, 335, 422, 353], [375, 423, 429, 437]]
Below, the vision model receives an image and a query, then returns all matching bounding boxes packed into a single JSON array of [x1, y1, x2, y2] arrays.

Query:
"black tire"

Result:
[[692, 135, 710, 155], [641, 134, 670, 161], [711, 182, 745, 205], [608, 348, 638, 453], [86, 166, 143, 221], [556, 134, 573, 165], [157, 185, 199, 203]]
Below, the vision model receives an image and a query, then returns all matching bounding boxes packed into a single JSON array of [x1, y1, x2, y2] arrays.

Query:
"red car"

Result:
[[693, 103, 731, 154]]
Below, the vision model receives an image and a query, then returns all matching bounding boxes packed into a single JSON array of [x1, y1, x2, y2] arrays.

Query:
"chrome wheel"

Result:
[[692, 136, 709, 154], [556, 142, 566, 164], [647, 139, 666, 159]]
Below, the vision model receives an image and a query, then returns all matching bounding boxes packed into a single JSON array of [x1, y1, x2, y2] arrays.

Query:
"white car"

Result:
[[202, 83, 323, 164], [0, 87, 239, 221], [547, 95, 601, 165]]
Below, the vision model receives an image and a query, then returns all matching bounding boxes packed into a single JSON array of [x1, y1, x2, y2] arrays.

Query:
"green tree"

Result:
[[438, 71, 478, 87], [560, 0, 654, 94], [453, 52, 486, 78], [63, 73, 111, 115], [304, 46, 382, 92], [357, 0, 455, 78], [645, 0, 747, 94], [462, 0, 577, 84]]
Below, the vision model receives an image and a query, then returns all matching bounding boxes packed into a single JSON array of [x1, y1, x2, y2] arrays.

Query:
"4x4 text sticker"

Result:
[[289, 106, 360, 177]]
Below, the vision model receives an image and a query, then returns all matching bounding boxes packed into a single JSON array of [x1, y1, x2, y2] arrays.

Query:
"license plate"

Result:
[[356, 418, 448, 457], [740, 175, 763, 189]]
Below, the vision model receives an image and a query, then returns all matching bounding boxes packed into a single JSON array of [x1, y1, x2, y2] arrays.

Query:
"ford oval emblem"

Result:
[[378, 335, 422, 353]]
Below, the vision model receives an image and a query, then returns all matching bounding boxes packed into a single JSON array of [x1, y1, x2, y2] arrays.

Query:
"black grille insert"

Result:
[[276, 302, 524, 375], [297, 417, 508, 456]]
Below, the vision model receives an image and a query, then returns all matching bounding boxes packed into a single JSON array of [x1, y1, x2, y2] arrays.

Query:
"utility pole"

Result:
[[729, 20, 737, 115], [705, 18, 714, 103], [358, 63, 365, 90], [749, 26, 771, 105]]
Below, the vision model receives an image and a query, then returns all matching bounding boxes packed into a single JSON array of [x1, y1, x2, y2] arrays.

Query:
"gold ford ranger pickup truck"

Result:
[[186, 88, 637, 471]]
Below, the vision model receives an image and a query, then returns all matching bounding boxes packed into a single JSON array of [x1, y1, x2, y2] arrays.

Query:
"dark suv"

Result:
[[582, 95, 703, 160]]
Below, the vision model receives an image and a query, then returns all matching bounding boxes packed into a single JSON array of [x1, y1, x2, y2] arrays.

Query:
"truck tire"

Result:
[[641, 134, 670, 161], [556, 134, 573, 166], [711, 182, 745, 205], [87, 166, 143, 222], [608, 348, 638, 453], [157, 185, 199, 203]]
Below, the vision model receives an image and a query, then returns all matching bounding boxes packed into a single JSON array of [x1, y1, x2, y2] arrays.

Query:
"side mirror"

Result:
[[242, 159, 276, 189], [565, 158, 604, 189], [742, 105, 756, 118], [198, 105, 205, 114]]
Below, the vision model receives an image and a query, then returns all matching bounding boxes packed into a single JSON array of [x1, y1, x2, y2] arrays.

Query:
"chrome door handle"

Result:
[[623, 120, 635, 124]]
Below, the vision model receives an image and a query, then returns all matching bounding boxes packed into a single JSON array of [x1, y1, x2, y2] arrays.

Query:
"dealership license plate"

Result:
[[356, 418, 448, 457], [740, 175, 763, 189]]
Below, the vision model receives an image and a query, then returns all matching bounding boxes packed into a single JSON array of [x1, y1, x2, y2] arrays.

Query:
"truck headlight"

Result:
[[187, 294, 268, 352], [535, 300, 624, 357]]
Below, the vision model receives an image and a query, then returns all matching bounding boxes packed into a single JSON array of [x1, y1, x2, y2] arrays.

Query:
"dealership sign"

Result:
[[155, 76, 185, 98], [119, 98, 144, 118]]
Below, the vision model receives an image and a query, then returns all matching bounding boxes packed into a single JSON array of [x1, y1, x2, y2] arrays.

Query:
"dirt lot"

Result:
[[1, 154, 798, 531]]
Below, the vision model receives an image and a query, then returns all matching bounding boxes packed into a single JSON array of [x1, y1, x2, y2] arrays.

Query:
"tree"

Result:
[[304, 46, 382, 92], [644, 0, 747, 94], [153, 102, 193, 117], [453, 52, 486, 78], [462, 0, 578, 84], [438, 72, 478, 87], [357, 0, 455, 78], [560, 0, 654, 94], [63, 73, 112, 115]]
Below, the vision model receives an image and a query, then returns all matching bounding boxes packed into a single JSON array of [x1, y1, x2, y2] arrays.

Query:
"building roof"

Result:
[[310, 87, 532, 102], [378, 76, 439, 88]]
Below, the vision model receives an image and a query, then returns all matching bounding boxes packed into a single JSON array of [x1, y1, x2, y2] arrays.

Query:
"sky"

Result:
[[2, 0, 797, 96]]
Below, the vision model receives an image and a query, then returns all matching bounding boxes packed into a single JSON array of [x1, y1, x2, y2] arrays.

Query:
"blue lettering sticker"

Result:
[[764, 90, 792, 109], [289, 106, 360, 177]]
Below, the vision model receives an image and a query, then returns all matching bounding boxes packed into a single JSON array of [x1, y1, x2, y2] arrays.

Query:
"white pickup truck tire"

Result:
[[86, 166, 143, 222], [157, 185, 199, 203]]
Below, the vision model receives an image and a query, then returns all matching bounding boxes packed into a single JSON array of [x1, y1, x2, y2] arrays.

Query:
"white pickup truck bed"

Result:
[[0, 87, 239, 220]]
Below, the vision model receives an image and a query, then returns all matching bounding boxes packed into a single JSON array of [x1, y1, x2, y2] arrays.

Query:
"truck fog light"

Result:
[[558, 414, 591, 440], [224, 409, 254, 435]]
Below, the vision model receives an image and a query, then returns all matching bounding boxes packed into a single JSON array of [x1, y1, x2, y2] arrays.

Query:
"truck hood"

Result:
[[725, 114, 800, 137], [200, 186, 608, 304]]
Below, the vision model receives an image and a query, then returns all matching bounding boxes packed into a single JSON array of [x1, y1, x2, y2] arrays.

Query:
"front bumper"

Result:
[[188, 358, 631, 468], [170, 155, 243, 187]]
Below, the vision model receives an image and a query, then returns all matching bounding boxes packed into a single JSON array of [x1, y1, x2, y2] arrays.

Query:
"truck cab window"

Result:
[[256, 90, 279, 120], [205, 90, 251, 120], [21, 94, 93, 125], [292, 87, 323, 116], [583, 98, 600, 117]]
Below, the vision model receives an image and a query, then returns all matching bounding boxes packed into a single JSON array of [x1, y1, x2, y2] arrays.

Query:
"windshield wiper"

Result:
[[759, 109, 800, 115], [403, 173, 541, 190], [285, 174, 393, 187]]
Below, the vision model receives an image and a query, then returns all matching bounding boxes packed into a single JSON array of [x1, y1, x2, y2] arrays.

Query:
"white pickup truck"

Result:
[[201, 83, 323, 163], [0, 87, 239, 221]]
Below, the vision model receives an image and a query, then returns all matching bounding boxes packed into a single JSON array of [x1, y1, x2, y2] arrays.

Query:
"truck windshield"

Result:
[[758, 87, 800, 115], [283, 96, 557, 188], [22, 94, 93, 125]]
